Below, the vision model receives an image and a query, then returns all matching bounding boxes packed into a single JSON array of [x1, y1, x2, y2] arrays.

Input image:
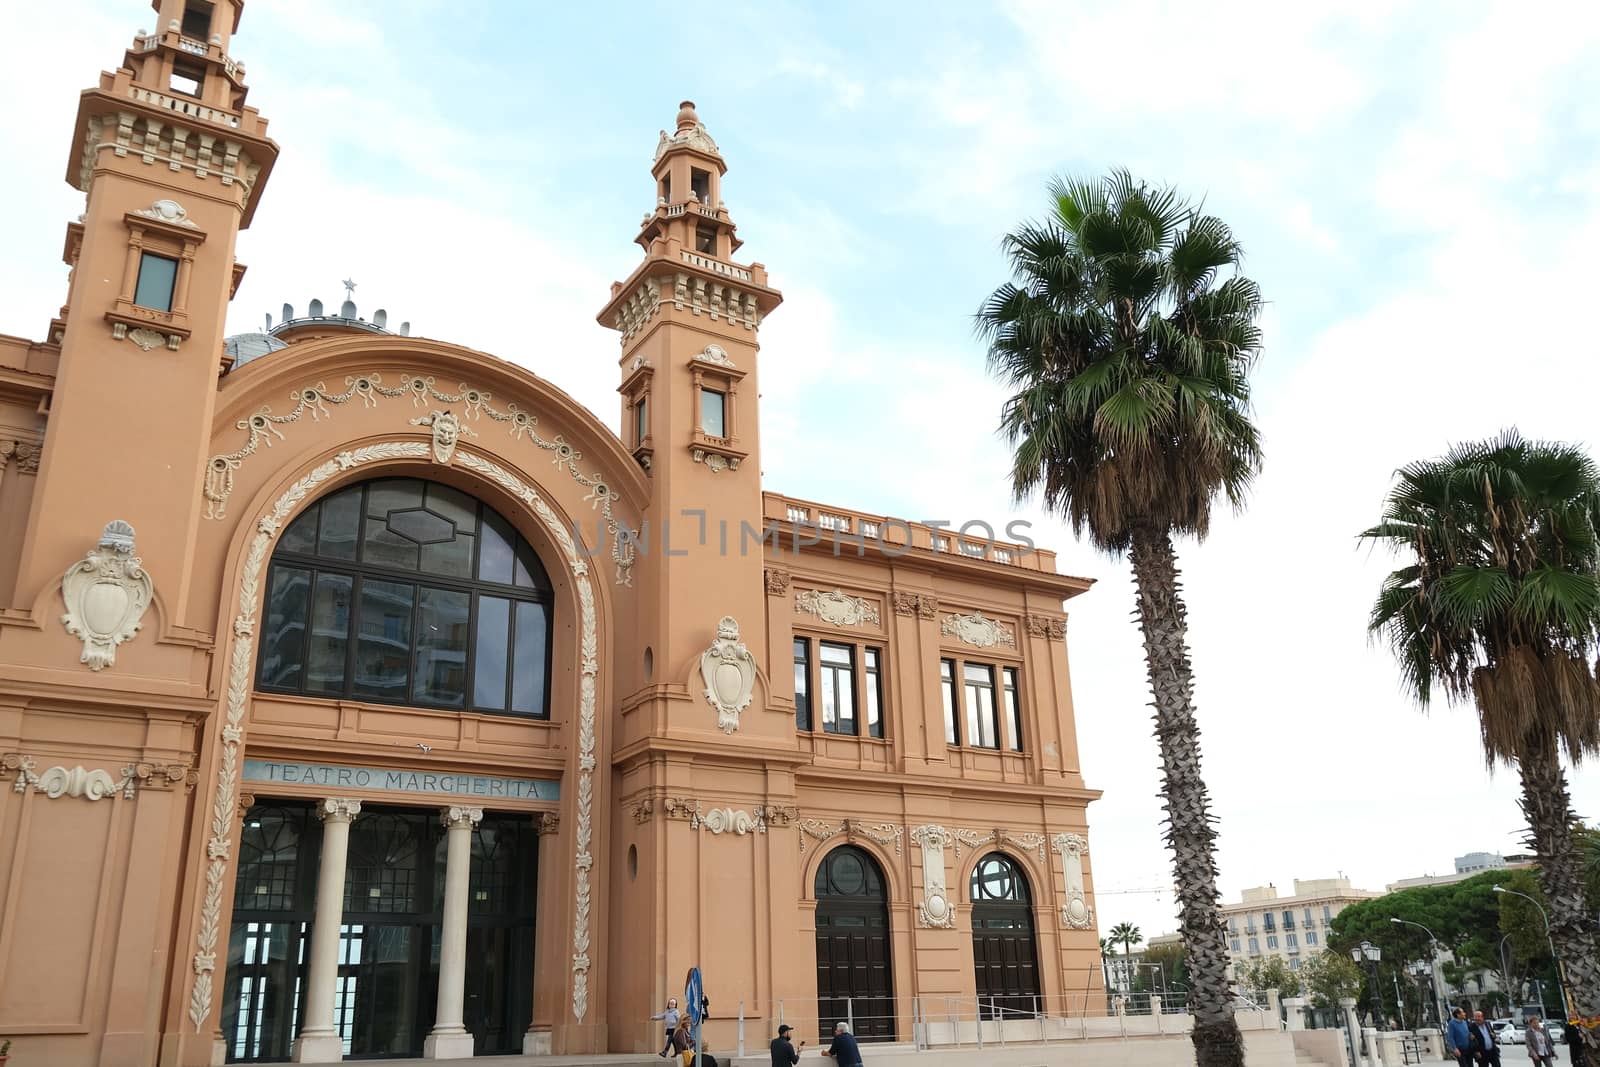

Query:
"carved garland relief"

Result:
[[794, 588, 880, 628], [941, 610, 1016, 649], [1052, 832, 1094, 929], [202, 372, 636, 585], [60, 520, 155, 671], [189, 441, 604, 1031]]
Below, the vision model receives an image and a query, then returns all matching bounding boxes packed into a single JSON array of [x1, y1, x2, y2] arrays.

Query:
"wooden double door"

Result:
[[814, 846, 895, 1042]]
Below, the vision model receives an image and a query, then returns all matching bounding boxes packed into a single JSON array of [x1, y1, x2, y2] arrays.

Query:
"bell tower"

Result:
[[600, 101, 783, 738], [12, 0, 277, 616]]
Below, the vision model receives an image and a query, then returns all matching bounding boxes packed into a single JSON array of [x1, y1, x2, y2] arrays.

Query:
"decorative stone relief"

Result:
[[910, 824, 956, 928], [1052, 832, 1094, 929], [61, 520, 155, 671], [798, 818, 846, 854], [917, 596, 938, 620], [0, 438, 41, 474], [441, 805, 484, 829], [662, 797, 701, 823], [631, 798, 653, 823], [764, 804, 798, 827], [892, 592, 920, 617], [317, 797, 362, 823], [764, 567, 790, 596], [79, 111, 263, 209], [691, 447, 739, 473], [134, 198, 199, 228], [852, 820, 904, 855], [537, 812, 561, 836], [795, 588, 880, 628], [699, 616, 756, 734], [1025, 614, 1068, 641], [701, 807, 764, 835], [694, 343, 737, 368], [3, 756, 149, 801], [119, 325, 179, 352], [189, 441, 604, 1031], [201, 372, 635, 586], [656, 121, 721, 162], [941, 611, 1015, 649], [409, 409, 477, 464]]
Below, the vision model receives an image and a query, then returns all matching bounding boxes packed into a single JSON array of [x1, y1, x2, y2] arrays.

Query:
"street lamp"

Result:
[[1494, 885, 1569, 1020], [1138, 963, 1168, 1000], [1391, 916, 1449, 1030], [1352, 940, 1384, 1029]]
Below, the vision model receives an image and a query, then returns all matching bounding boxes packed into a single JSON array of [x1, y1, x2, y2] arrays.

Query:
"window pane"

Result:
[[865, 648, 883, 739], [280, 505, 318, 555], [472, 596, 510, 710], [964, 663, 998, 749], [420, 530, 474, 579], [511, 601, 548, 716], [794, 638, 810, 731], [304, 573, 352, 695], [700, 389, 726, 437], [941, 659, 959, 745], [367, 478, 423, 518], [478, 509, 515, 585], [260, 566, 309, 689], [1003, 668, 1023, 751], [821, 642, 855, 735], [353, 579, 413, 700], [363, 518, 419, 571], [413, 587, 469, 707], [424, 482, 476, 532], [317, 487, 361, 560], [134, 252, 177, 312], [512, 537, 548, 590]]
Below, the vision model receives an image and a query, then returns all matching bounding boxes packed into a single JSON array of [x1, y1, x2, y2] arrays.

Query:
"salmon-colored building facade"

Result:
[[0, 3, 1105, 1064]]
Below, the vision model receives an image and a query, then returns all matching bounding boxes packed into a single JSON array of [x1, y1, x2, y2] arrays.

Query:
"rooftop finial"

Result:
[[676, 101, 698, 131], [342, 278, 357, 298]]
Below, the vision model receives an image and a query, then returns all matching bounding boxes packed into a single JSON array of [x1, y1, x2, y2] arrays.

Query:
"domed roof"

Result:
[[223, 331, 289, 368]]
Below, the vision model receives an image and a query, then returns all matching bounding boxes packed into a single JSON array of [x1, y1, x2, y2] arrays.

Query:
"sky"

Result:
[[4, 1, 1600, 944]]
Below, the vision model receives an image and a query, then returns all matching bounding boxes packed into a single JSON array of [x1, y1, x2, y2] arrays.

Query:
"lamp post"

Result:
[[1138, 963, 1168, 1001], [1353, 940, 1384, 1029], [1494, 885, 1569, 1020], [1391, 917, 1449, 1030]]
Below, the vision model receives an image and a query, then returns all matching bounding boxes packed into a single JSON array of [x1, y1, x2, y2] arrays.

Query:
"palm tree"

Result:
[[1111, 921, 1145, 958], [979, 170, 1263, 1067], [1364, 431, 1600, 1053]]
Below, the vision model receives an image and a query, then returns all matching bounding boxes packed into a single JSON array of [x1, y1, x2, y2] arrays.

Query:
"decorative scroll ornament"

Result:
[[124, 326, 172, 352], [795, 588, 880, 628], [61, 520, 154, 671], [694, 343, 737, 368], [764, 567, 790, 595], [851, 820, 904, 855], [201, 372, 635, 586], [798, 819, 845, 854], [911, 824, 956, 928], [701, 807, 764, 835], [1052, 832, 1094, 929], [0, 438, 42, 474], [941, 610, 1015, 649], [188, 441, 605, 1030], [409, 409, 476, 464], [699, 616, 757, 734], [134, 198, 199, 228]]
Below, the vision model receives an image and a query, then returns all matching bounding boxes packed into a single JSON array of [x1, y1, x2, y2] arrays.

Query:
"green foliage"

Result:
[[1238, 957, 1300, 997], [1362, 431, 1600, 766], [1299, 951, 1364, 1009], [1110, 922, 1144, 955], [1146, 940, 1190, 988], [977, 169, 1265, 554]]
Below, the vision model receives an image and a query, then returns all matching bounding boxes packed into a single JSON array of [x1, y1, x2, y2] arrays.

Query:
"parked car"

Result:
[[1493, 1021, 1524, 1045]]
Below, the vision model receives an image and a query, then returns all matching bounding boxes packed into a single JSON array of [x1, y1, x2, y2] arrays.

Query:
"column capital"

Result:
[[317, 797, 362, 823], [440, 805, 484, 829]]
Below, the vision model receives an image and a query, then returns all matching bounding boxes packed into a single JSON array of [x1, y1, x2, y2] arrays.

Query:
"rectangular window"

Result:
[[1306, 930, 1318, 946], [182, 1, 214, 38], [1266, 935, 1279, 950], [700, 389, 726, 437], [1290, 958, 1302, 971], [134, 252, 178, 312], [1002, 667, 1022, 751], [1286, 933, 1298, 949], [1230, 938, 1241, 953], [412, 586, 468, 707], [691, 168, 711, 203], [1322, 905, 1332, 923], [819, 642, 856, 735], [633, 397, 647, 445], [940, 659, 959, 745], [1303, 907, 1314, 925], [304, 573, 352, 696], [1283, 910, 1295, 930], [695, 224, 718, 254], [473, 596, 510, 710], [510, 601, 549, 716], [864, 647, 883, 738], [353, 578, 413, 701], [1262, 913, 1275, 932], [963, 663, 999, 749], [794, 638, 811, 731], [1248, 937, 1259, 954]]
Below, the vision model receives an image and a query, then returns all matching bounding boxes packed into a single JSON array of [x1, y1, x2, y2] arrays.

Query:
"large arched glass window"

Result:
[[256, 477, 553, 717]]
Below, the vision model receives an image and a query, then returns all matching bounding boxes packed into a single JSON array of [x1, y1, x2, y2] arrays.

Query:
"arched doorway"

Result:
[[814, 845, 895, 1042], [970, 852, 1040, 1018]]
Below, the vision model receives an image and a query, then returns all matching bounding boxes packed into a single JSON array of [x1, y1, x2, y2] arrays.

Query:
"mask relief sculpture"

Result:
[[1052, 832, 1094, 929], [699, 615, 757, 734], [61, 520, 154, 671], [911, 824, 956, 928]]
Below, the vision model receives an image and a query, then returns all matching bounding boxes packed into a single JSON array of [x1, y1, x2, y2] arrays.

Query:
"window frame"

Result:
[[794, 635, 886, 740], [255, 479, 554, 719], [944, 656, 1026, 753], [134, 251, 179, 312]]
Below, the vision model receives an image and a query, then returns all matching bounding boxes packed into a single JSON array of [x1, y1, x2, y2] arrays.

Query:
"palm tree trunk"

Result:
[[1128, 526, 1244, 1067], [1517, 733, 1600, 1054]]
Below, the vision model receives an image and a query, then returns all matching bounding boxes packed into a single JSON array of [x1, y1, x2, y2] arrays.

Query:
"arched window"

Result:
[[256, 477, 553, 717], [970, 852, 1040, 1017]]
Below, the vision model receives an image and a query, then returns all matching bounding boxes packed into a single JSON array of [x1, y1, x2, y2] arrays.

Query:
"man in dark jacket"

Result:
[[1470, 1010, 1502, 1067], [822, 1021, 863, 1067], [770, 1024, 802, 1066]]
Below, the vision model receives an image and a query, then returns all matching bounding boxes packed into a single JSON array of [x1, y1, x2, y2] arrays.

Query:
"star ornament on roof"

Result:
[[342, 278, 357, 297]]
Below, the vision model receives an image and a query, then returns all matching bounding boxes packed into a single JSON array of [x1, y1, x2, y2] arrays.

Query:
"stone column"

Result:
[[293, 797, 361, 1063], [1283, 997, 1308, 1031], [425, 805, 483, 1059], [1340, 999, 1363, 1067]]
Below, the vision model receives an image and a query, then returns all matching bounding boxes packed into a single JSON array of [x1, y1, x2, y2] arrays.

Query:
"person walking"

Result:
[[671, 1016, 694, 1064], [770, 1023, 804, 1066], [1447, 1008, 1473, 1067], [653, 996, 682, 1058], [1528, 1016, 1559, 1067], [1470, 1010, 1502, 1067], [821, 1020, 864, 1067]]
